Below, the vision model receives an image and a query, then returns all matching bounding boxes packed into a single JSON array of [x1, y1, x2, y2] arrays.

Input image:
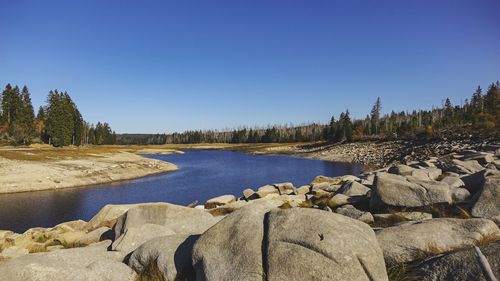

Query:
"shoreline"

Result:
[[0, 139, 497, 194], [0, 150, 180, 194]]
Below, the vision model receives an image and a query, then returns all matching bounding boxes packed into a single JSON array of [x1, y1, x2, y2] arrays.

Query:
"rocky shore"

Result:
[[1, 148, 500, 280], [250, 138, 499, 171], [0, 151, 179, 193]]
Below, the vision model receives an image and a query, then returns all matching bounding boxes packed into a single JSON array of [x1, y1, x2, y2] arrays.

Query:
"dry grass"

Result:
[[135, 260, 165, 281], [298, 200, 314, 208], [426, 242, 445, 255], [28, 244, 48, 253], [279, 202, 293, 209], [0, 143, 307, 161], [387, 263, 422, 281], [0, 146, 126, 161], [477, 233, 500, 246]]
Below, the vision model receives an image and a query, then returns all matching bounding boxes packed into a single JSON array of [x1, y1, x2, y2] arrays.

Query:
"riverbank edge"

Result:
[[0, 151, 180, 194]]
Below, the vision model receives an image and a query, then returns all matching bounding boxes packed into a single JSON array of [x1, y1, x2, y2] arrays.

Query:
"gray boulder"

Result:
[[337, 180, 371, 197], [192, 200, 275, 281], [128, 234, 198, 281], [376, 218, 500, 265], [415, 241, 500, 281], [75, 226, 111, 246], [294, 185, 310, 195], [242, 188, 258, 200], [0, 241, 135, 281], [440, 174, 465, 189], [112, 224, 175, 254], [451, 159, 485, 174], [451, 187, 471, 203], [112, 203, 219, 254], [0, 245, 29, 261], [335, 204, 374, 223], [265, 208, 388, 281], [193, 203, 389, 281], [274, 182, 294, 195], [204, 195, 236, 209], [388, 164, 415, 176], [461, 152, 495, 165], [256, 185, 279, 198], [85, 204, 136, 231], [472, 171, 500, 218], [411, 167, 442, 181], [113, 202, 219, 239], [371, 173, 452, 209]]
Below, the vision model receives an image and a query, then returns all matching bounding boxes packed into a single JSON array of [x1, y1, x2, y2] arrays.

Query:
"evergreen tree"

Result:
[[471, 86, 484, 114], [327, 116, 336, 142], [484, 82, 499, 116], [1, 84, 14, 125], [343, 110, 353, 142], [370, 97, 382, 134], [17, 86, 36, 143], [443, 98, 453, 125]]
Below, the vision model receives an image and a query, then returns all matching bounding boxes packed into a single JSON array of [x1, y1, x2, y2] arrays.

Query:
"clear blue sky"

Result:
[[0, 0, 499, 133]]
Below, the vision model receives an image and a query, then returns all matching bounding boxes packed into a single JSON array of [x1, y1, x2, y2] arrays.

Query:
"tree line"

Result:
[[117, 80, 499, 145], [1, 84, 116, 146]]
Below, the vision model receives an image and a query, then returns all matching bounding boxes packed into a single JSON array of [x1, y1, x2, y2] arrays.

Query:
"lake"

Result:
[[0, 150, 363, 233]]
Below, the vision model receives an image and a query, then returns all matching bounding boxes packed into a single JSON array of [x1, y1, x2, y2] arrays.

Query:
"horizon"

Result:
[[1, 0, 499, 134]]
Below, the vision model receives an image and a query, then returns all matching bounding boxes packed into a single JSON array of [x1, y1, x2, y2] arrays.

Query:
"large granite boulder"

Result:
[[128, 234, 198, 281], [415, 241, 500, 281], [337, 180, 371, 197], [371, 172, 452, 209], [192, 202, 388, 281], [471, 171, 500, 218], [376, 218, 500, 265], [204, 195, 236, 209], [112, 224, 175, 254], [85, 204, 137, 231], [192, 200, 275, 281], [0, 241, 135, 281], [112, 203, 219, 254]]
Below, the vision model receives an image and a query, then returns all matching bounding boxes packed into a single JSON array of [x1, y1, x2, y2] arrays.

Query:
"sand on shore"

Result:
[[0, 151, 179, 194]]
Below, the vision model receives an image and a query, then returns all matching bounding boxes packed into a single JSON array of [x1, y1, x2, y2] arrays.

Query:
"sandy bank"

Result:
[[0, 152, 178, 194]]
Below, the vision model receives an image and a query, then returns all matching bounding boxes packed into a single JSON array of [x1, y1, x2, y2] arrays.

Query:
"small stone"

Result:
[[204, 195, 236, 209]]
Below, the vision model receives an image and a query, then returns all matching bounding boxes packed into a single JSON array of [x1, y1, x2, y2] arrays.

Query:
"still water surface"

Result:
[[0, 150, 363, 232]]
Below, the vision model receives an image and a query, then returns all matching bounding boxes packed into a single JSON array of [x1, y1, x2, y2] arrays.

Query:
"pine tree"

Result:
[[370, 97, 382, 135], [471, 86, 484, 114], [18, 86, 36, 144], [484, 83, 499, 116], [1, 84, 14, 125], [443, 98, 453, 126], [327, 116, 336, 142], [343, 110, 353, 142], [35, 106, 46, 142]]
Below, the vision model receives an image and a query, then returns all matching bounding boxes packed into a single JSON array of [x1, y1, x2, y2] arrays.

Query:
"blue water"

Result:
[[0, 150, 362, 233]]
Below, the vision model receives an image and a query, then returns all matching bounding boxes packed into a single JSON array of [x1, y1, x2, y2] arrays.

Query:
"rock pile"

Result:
[[301, 139, 499, 170], [0, 148, 499, 280]]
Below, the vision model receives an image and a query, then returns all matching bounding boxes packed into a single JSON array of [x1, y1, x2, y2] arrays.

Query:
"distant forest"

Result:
[[1, 81, 498, 147], [118, 81, 500, 145], [0, 84, 116, 146]]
